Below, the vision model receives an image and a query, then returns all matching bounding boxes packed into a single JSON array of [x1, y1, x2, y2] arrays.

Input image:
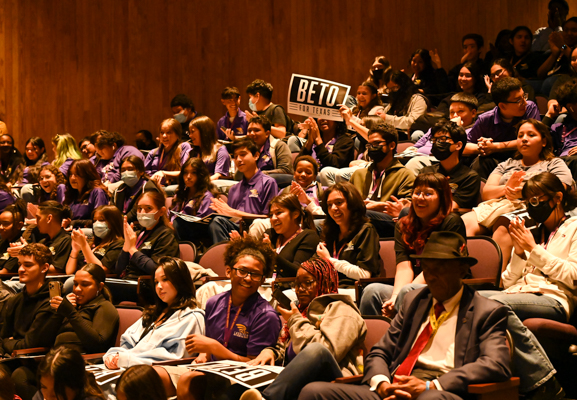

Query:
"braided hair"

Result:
[[300, 257, 339, 297]]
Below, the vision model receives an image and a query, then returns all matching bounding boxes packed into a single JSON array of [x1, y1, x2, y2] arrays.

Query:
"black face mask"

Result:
[[527, 200, 555, 224], [373, 69, 384, 81], [431, 141, 453, 161], [368, 146, 388, 163]]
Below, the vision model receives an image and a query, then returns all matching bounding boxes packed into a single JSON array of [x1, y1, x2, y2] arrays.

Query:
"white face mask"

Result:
[[174, 112, 187, 124], [121, 171, 140, 187], [92, 221, 110, 238], [137, 211, 159, 229]]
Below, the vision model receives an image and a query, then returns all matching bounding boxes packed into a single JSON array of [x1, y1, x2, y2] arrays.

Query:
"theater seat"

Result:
[[198, 241, 229, 277], [355, 239, 395, 306], [179, 241, 197, 263]]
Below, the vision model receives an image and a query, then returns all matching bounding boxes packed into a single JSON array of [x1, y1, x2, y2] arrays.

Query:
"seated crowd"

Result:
[[2, 6, 577, 398]]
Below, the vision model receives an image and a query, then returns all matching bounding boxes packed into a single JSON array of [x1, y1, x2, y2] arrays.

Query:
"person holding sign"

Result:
[[237, 257, 366, 400], [159, 236, 281, 399], [245, 80, 289, 140], [351, 81, 385, 119]]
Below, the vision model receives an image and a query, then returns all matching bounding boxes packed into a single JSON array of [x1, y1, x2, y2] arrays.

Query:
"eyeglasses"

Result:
[[527, 196, 548, 207], [490, 69, 504, 79], [365, 141, 387, 151], [231, 267, 263, 282], [430, 136, 452, 144], [504, 93, 528, 105], [290, 280, 316, 291]]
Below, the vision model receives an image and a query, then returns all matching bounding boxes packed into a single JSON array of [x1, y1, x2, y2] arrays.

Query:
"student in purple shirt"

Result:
[[188, 116, 231, 180], [22, 137, 49, 184], [0, 175, 14, 212], [63, 160, 109, 229], [145, 118, 192, 187], [217, 86, 249, 141], [464, 77, 541, 178], [208, 139, 279, 244], [171, 158, 220, 243], [167, 236, 281, 399], [36, 164, 67, 205], [92, 131, 144, 185]]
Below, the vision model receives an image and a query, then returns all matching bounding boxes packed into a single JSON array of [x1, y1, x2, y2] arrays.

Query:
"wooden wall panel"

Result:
[[2, 0, 577, 152]]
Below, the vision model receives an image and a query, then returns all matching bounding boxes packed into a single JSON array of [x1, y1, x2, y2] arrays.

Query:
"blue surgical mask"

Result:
[[121, 171, 140, 188], [92, 221, 110, 238], [174, 113, 187, 124], [248, 98, 257, 111], [137, 212, 158, 229]]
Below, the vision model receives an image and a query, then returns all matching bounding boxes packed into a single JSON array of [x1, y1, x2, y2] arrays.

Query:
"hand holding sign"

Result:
[[339, 104, 353, 124]]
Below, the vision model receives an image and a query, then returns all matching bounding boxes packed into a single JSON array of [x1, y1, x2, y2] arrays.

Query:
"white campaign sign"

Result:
[[287, 74, 350, 121]]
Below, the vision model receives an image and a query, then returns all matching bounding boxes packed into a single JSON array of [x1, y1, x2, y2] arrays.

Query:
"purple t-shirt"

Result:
[[205, 146, 231, 177], [415, 126, 474, 156], [22, 161, 50, 184], [551, 117, 577, 156], [170, 191, 214, 221], [257, 138, 275, 171], [39, 184, 66, 204], [205, 290, 281, 359], [69, 188, 109, 220], [0, 191, 14, 211], [93, 145, 144, 183], [467, 102, 541, 144], [144, 142, 192, 176], [228, 170, 278, 215], [216, 110, 249, 140], [59, 158, 76, 178]]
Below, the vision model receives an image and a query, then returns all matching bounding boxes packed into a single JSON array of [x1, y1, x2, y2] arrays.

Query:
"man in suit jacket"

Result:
[[299, 231, 511, 400]]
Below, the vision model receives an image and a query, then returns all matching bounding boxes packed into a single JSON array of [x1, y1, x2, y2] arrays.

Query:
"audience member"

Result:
[[299, 231, 511, 400], [115, 191, 179, 279], [532, 0, 570, 52], [0, 201, 25, 273], [171, 94, 199, 140], [0, 134, 23, 186], [408, 49, 449, 105], [367, 55, 392, 94], [351, 80, 385, 118], [135, 129, 157, 151], [217, 87, 249, 141], [79, 136, 97, 159], [116, 365, 167, 400], [484, 29, 514, 66], [447, 34, 487, 92], [92, 131, 144, 186], [509, 26, 546, 81], [21, 137, 48, 185], [245, 79, 290, 139], [0, 176, 15, 212], [63, 160, 109, 229], [438, 62, 490, 115], [65, 205, 124, 274], [35, 164, 66, 204], [316, 182, 381, 285], [50, 264, 119, 353], [105, 257, 205, 368], [189, 115, 231, 180], [485, 58, 536, 101], [462, 119, 572, 270], [381, 70, 428, 132], [51, 134, 83, 178], [359, 172, 466, 316]]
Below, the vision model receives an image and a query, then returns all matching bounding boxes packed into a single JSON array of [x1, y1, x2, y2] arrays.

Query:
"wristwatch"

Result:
[[561, 44, 568, 51]]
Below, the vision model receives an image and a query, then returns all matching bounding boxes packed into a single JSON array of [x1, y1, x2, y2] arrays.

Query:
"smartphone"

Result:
[[48, 281, 62, 299], [272, 288, 292, 310]]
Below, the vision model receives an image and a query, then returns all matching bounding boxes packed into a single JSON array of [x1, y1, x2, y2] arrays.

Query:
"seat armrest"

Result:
[[468, 377, 520, 394], [82, 352, 106, 361], [463, 278, 496, 285], [334, 374, 363, 384], [152, 357, 197, 366], [11, 347, 50, 357]]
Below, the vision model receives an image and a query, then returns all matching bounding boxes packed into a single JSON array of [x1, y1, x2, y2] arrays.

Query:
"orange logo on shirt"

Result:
[[234, 324, 249, 339]]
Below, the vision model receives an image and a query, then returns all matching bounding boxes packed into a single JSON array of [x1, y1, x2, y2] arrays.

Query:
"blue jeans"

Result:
[[359, 283, 425, 316], [477, 291, 564, 393], [208, 216, 240, 244]]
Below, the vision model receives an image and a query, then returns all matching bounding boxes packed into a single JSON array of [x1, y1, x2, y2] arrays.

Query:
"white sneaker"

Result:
[[240, 388, 263, 400]]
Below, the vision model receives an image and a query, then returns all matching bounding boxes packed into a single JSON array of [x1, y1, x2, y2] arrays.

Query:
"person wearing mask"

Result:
[[244, 79, 290, 140], [367, 55, 392, 94], [171, 94, 198, 140], [92, 131, 143, 187]]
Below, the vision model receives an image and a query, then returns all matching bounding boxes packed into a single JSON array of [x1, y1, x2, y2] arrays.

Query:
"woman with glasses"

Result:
[[159, 236, 281, 399], [359, 172, 466, 317], [232, 257, 366, 400], [485, 58, 536, 102], [462, 119, 572, 271]]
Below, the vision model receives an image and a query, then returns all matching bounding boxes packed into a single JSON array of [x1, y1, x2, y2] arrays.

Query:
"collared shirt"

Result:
[[467, 102, 541, 144], [216, 109, 249, 140], [257, 138, 275, 171], [228, 170, 278, 215], [551, 116, 577, 156], [171, 191, 214, 220], [39, 229, 72, 273], [204, 146, 231, 177], [205, 290, 281, 358], [144, 142, 192, 176], [69, 188, 109, 221]]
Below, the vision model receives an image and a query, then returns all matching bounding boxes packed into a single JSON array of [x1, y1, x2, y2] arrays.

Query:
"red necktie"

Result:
[[393, 302, 445, 382]]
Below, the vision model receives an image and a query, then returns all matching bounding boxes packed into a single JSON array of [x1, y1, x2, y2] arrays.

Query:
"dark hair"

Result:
[[352, 80, 383, 118], [550, 0, 569, 12], [0, 175, 10, 194], [24, 136, 46, 164], [90, 131, 106, 145], [231, 138, 259, 156], [491, 58, 516, 78], [95, 131, 125, 148], [224, 236, 276, 278], [270, 193, 314, 230], [368, 56, 392, 87], [523, 171, 577, 212], [246, 79, 274, 101], [170, 94, 195, 112], [555, 78, 577, 108], [158, 119, 184, 184], [37, 200, 72, 223], [80, 264, 112, 301], [174, 158, 219, 216], [189, 115, 218, 159], [563, 16, 577, 28], [321, 182, 368, 254], [362, 115, 386, 131], [0, 367, 15, 400], [116, 365, 167, 400], [368, 124, 399, 154], [92, 205, 123, 247], [513, 119, 555, 161], [142, 257, 197, 329], [137, 130, 154, 143], [410, 49, 435, 75], [450, 92, 479, 111], [462, 33, 484, 48], [387, 70, 421, 116], [293, 155, 319, 177], [491, 77, 523, 105], [135, 190, 171, 230], [399, 173, 453, 254], [2, 199, 26, 226], [37, 346, 104, 400], [221, 87, 241, 99], [64, 159, 109, 205], [249, 115, 272, 132], [121, 155, 146, 175], [19, 243, 53, 269], [510, 26, 533, 44], [460, 61, 487, 94], [431, 120, 468, 156]]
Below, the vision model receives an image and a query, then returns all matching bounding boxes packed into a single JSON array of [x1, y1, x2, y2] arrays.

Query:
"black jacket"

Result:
[[268, 229, 320, 277], [113, 179, 161, 224], [299, 134, 355, 169]]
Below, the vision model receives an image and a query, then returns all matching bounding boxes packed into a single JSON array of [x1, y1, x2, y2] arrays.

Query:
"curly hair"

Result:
[[399, 172, 453, 255], [246, 79, 274, 101], [299, 256, 339, 297], [64, 159, 109, 205], [37, 164, 66, 202], [173, 158, 219, 216], [224, 236, 276, 278], [19, 242, 53, 267]]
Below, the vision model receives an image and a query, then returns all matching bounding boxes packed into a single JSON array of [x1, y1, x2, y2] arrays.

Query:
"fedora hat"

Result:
[[410, 231, 477, 266]]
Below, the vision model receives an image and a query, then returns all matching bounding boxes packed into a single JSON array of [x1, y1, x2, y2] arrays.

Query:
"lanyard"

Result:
[[543, 215, 568, 250], [428, 301, 456, 335], [276, 229, 302, 254], [366, 169, 385, 200], [136, 230, 151, 249], [561, 126, 577, 142], [333, 241, 349, 259], [224, 295, 243, 348]]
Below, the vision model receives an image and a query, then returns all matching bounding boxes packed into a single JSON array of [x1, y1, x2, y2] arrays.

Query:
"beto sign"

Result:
[[287, 74, 350, 121]]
